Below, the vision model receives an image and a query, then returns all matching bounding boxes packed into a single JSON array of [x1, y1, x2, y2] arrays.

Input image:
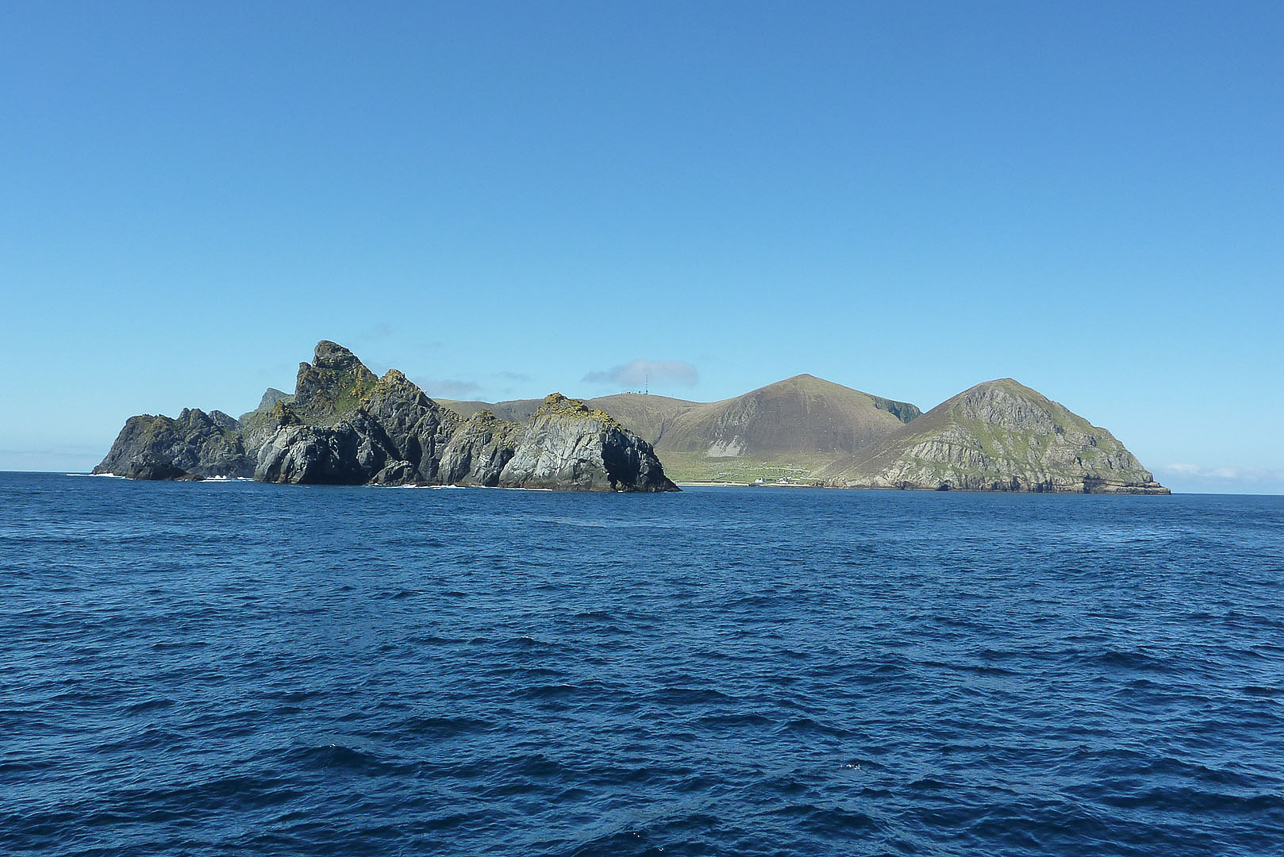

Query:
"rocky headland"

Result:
[[818, 379, 1169, 494], [95, 341, 678, 492]]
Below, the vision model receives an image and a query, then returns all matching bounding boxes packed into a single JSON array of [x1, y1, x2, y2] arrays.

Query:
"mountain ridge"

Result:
[[437, 375, 1164, 493]]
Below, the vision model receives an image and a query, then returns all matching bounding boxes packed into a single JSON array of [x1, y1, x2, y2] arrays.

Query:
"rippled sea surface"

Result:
[[3, 472, 1283, 856]]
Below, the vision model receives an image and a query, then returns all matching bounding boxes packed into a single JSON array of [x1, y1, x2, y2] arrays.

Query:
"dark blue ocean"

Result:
[[3, 472, 1283, 856]]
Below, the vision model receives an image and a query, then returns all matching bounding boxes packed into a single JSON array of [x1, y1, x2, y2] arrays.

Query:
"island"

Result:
[[96, 341, 1167, 494]]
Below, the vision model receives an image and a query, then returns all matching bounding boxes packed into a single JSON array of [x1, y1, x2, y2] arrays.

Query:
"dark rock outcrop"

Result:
[[94, 408, 252, 479], [360, 369, 460, 482], [97, 341, 678, 492], [128, 456, 193, 481], [255, 411, 403, 485]]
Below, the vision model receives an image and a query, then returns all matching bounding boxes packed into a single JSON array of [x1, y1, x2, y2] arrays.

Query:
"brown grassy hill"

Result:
[[584, 393, 697, 446], [656, 374, 917, 456], [441, 375, 920, 483], [642, 374, 920, 482], [436, 398, 544, 423]]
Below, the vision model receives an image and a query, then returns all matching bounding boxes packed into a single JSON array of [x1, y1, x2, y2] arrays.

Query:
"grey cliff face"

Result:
[[255, 412, 402, 485], [438, 411, 520, 486], [96, 342, 678, 491], [256, 388, 292, 411], [498, 395, 679, 492]]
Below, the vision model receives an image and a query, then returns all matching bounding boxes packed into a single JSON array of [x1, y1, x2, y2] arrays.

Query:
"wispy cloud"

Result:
[[495, 370, 533, 383], [583, 359, 698, 390], [1163, 463, 1204, 476], [415, 377, 481, 399], [1157, 463, 1284, 484]]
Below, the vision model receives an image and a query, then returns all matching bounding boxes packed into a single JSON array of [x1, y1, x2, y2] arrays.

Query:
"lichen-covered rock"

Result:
[[93, 408, 251, 479], [290, 340, 378, 425], [438, 410, 521, 486], [820, 379, 1168, 494], [498, 394, 678, 492]]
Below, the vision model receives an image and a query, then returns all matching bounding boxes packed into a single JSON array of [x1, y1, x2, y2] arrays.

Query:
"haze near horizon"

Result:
[[1, 2, 1280, 494]]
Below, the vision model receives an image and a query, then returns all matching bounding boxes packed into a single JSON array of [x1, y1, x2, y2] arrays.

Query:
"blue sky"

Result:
[[2, 2, 1280, 493]]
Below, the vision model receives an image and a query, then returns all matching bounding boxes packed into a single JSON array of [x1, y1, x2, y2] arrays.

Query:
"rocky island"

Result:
[[97, 341, 1166, 494], [95, 341, 678, 492]]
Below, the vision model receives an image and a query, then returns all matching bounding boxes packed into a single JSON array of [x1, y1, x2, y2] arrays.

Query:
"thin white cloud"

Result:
[[416, 378, 481, 399], [1157, 463, 1284, 483], [583, 359, 698, 389]]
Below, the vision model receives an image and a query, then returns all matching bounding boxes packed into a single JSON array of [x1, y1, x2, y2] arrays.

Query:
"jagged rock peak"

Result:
[[313, 340, 367, 370], [292, 340, 378, 424], [96, 341, 680, 491]]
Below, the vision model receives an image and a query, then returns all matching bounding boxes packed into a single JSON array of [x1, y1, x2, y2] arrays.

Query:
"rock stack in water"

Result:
[[95, 341, 679, 492]]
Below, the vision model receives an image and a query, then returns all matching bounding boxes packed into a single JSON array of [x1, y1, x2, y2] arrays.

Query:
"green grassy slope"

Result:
[[819, 378, 1164, 491]]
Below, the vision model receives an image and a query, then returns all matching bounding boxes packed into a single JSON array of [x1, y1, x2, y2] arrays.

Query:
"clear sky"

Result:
[[2, 2, 1281, 493]]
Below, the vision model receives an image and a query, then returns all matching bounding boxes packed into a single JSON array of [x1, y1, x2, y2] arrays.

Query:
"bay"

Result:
[[2, 473, 1282, 855]]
